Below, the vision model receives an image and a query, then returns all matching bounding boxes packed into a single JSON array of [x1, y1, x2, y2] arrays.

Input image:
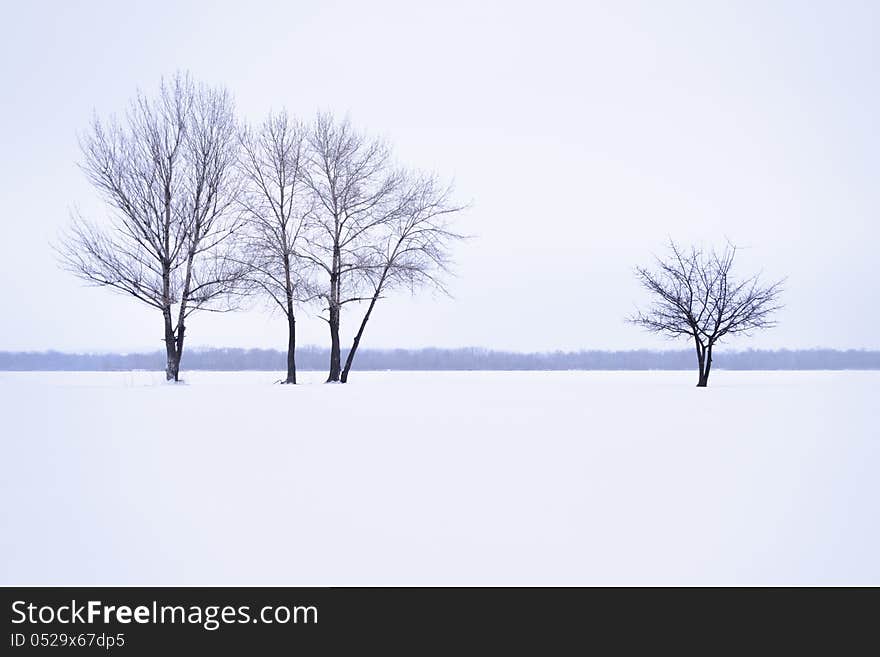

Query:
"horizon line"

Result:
[[2, 345, 880, 356]]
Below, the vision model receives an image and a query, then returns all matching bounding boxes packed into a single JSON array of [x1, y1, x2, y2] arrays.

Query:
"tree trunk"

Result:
[[341, 293, 380, 383], [326, 246, 342, 383], [700, 344, 713, 387], [282, 254, 297, 384], [327, 303, 341, 382], [163, 308, 180, 382], [172, 322, 185, 383], [694, 335, 707, 387], [285, 313, 297, 384], [172, 247, 195, 384]]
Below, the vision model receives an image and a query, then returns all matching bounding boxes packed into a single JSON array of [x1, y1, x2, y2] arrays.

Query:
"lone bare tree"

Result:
[[630, 241, 784, 387], [301, 113, 407, 382], [340, 174, 465, 383], [238, 112, 312, 384], [57, 73, 246, 381]]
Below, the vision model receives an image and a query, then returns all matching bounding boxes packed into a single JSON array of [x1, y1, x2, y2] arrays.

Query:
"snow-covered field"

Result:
[[1, 370, 878, 585]]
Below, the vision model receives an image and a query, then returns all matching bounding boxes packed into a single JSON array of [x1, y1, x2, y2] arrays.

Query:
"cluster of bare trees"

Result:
[[58, 73, 464, 383], [58, 74, 785, 390]]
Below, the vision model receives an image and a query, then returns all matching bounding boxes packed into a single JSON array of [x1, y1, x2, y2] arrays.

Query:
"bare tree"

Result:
[[238, 112, 312, 384], [340, 174, 465, 382], [630, 241, 784, 387], [57, 73, 246, 381], [301, 113, 407, 382]]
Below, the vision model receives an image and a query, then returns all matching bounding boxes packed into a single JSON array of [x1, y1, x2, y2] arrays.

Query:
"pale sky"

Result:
[[1, 0, 877, 353]]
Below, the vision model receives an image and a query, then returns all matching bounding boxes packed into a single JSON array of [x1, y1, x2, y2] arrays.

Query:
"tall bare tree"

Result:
[[301, 113, 407, 382], [340, 174, 465, 382], [57, 73, 246, 381], [630, 241, 784, 387], [238, 112, 312, 384]]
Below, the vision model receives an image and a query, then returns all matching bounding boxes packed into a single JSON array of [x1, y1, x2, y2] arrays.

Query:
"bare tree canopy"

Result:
[[301, 113, 409, 382], [57, 72, 246, 381], [57, 96, 466, 385], [630, 241, 784, 386], [237, 111, 465, 384], [238, 111, 312, 384], [340, 173, 466, 382]]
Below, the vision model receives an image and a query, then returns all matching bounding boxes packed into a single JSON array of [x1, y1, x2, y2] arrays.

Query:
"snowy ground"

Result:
[[1, 369, 878, 585]]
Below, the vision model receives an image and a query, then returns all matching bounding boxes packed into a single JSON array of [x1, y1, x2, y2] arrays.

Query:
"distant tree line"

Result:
[[3, 348, 877, 372]]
